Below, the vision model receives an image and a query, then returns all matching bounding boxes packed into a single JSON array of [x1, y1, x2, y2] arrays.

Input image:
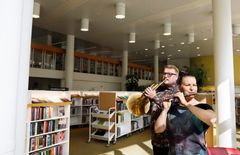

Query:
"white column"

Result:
[[65, 35, 74, 90], [0, 0, 33, 154], [212, 0, 236, 147], [122, 50, 128, 90], [154, 55, 159, 83], [47, 34, 52, 46]]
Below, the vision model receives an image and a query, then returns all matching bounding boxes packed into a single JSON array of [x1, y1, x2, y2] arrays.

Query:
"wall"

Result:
[[29, 69, 153, 91], [29, 68, 65, 79], [73, 72, 122, 90], [190, 56, 215, 85], [190, 54, 240, 86]]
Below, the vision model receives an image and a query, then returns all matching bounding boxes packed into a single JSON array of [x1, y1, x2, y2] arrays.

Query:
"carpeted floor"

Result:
[[70, 126, 240, 155], [69, 126, 152, 155]]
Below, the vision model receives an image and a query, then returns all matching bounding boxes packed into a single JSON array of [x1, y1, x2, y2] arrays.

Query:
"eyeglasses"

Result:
[[162, 72, 177, 77]]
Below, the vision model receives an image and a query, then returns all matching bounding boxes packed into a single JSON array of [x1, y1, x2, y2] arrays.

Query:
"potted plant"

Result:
[[125, 74, 139, 91], [182, 65, 206, 88]]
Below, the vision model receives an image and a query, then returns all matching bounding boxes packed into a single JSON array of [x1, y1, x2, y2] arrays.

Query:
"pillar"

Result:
[[0, 0, 33, 154], [65, 35, 74, 90], [154, 55, 159, 83], [122, 50, 128, 90], [212, 0, 236, 147]]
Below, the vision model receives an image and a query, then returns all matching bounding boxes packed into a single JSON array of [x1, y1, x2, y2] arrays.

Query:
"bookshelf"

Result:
[[26, 91, 71, 155], [69, 91, 99, 126]]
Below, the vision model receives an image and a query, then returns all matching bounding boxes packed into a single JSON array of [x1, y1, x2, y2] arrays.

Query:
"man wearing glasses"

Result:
[[144, 65, 179, 155]]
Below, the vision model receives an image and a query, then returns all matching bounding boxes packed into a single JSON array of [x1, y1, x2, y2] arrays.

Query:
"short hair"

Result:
[[164, 65, 179, 75]]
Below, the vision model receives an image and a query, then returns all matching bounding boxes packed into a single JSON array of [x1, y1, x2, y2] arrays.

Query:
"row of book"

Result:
[[29, 131, 65, 151], [29, 145, 63, 155], [131, 121, 140, 130], [116, 112, 130, 123], [116, 101, 127, 111], [31, 106, 65, 121], [30, 118, 67, 136], [71, 97, 99, 106]]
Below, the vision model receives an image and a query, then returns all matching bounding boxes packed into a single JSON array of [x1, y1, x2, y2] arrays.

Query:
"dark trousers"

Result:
[[153, 145, 169, 155]]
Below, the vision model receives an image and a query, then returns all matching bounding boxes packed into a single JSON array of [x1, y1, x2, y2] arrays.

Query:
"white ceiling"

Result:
[[32, 0, 240, 67]]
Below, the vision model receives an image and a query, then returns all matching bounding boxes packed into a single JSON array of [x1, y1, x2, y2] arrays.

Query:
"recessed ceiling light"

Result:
[[168, 54, 172, 57], [161, 52, 165, 54], [177, 49, 181, 52], [180, 42, 185, 45], [236, 49, 240, 52], [145, 48, 148, 51], [197, 54, 201, 56], [196, 47, 200, 50], [161, 45, 165, 48], [203, 38, 208, 41], [167, 57, 171, 60]]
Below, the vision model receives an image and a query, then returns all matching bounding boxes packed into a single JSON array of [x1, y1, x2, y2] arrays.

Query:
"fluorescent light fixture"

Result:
[[129, 32, 136, 43], [154, 40, 160, 49], [33, 2, 40, 18], [163, 23, 171, 36], [81, 18, 89, 31], [116, 2, 125, 19], [188, 32, 194, 44]]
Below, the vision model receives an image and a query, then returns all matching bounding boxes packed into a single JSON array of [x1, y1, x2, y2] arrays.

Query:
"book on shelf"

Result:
[[58, 106, 65, 116]]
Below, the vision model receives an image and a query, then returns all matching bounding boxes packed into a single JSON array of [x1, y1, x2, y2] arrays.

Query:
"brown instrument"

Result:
[[126, 80, 166, 116]]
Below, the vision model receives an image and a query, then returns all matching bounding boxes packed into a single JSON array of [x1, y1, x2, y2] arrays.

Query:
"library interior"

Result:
[[2, 0, 240, 155]]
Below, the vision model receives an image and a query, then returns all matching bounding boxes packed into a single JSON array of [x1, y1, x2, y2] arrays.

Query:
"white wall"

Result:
[[30, 68, 65, 79], [29, 69, 153, 91]]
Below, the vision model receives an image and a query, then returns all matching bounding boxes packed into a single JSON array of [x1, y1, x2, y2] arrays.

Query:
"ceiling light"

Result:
[[154, 40, 160, 49], [161, 52, 165, 54], [178, 49, 181, 52], [145, 48, 148, 51], [33, 2, 40, 18], [203, 38, 208, 40], [115, 2, 125, 19], [233, 24, 240, 36], [197, 54, 201, 56], [236, 49, 240, 52], [163, 23, 171, 36], [161, 45, 165, 48], [129, 32, 136, 43], [180, 42, 184, 45], [188, 32, 194, 44], [81, 18, 89, 31], [196, 47, 200, 50]]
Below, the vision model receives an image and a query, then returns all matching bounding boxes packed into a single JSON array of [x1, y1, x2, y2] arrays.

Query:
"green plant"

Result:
[[125, 74, 139, 91], [182, 65, 206, 87]]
